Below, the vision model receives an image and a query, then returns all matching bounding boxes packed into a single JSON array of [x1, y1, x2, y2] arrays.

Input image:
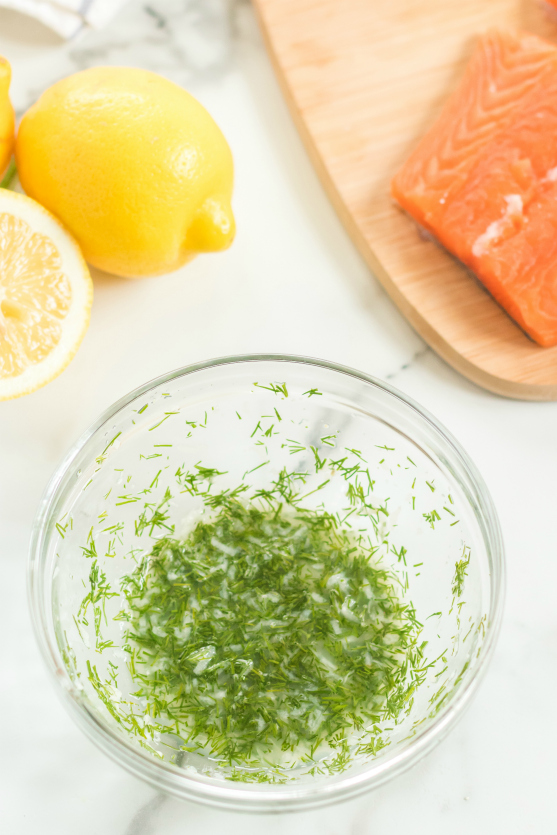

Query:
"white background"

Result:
[[0, 1, 555, 832]]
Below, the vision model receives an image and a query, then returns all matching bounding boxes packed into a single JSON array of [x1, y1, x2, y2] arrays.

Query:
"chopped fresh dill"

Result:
[[115, 495, 141, 506], [285, 439, 305, 455], [462, 622, 475, 643], [149, 412, 179, 432], [243, 460, 270, 477], [66, 401, 483, 785], [78, 560, 118, 651], [423, 509, 441, 529], [345, 447, 365, 460], [253, 382, 289, 397], [452, 548, 471, 598], [95, 432, 122, 465], [121, 491, 422, 778], [134, 489, 174, 538], [56, 520, 69, 539]]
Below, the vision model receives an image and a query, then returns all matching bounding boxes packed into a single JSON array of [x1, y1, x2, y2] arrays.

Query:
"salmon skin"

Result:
[[392, 30, 557, 347]]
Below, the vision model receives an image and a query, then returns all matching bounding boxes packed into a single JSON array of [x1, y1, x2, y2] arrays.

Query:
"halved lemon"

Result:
[[0, 190, 93, 400]]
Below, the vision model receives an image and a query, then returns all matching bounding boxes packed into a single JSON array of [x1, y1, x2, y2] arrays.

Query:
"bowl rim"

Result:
[[28, 353, 505, 812]]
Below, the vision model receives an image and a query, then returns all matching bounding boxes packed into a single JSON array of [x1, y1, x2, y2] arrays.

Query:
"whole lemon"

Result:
[[0, 56, 15, 176], [15, 67, 235, 277]]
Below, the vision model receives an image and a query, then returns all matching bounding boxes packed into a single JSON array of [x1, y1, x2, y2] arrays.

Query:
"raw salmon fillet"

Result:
[[392, 30, 557, 347]]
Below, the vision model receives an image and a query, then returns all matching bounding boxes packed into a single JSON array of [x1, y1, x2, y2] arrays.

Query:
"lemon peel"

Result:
[[0, 56, 15, 178], [16, 67, 235, 278]]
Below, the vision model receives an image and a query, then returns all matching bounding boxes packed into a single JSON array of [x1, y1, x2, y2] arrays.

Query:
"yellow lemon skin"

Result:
[[15, 67, 235, 278], [0, 56, 15, 177]]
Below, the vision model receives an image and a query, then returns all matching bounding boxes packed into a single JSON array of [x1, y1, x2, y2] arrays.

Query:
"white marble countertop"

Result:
[[0, 1, 556, 832]]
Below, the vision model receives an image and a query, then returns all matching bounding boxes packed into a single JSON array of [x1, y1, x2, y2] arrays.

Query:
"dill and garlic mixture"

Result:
[[121, 492, 420, 776], [66, 386, 479, 783]]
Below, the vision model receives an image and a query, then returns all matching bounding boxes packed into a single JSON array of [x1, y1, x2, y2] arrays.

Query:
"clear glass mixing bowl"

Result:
[[28, 355, 504, 812]]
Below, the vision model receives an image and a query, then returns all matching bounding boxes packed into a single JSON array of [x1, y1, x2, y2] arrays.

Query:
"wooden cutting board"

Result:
[[252, 0, 557, 400]]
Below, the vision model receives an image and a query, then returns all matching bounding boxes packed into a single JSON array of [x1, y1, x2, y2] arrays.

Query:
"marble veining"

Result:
[[0, 1, 556, 833], [385, 346, 430, 382], [124, 793, 168, 835], [66, 1, 241, 87]]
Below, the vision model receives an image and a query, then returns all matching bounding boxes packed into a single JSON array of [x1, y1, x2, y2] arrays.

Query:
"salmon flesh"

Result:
[[392, 30, 557, 347]]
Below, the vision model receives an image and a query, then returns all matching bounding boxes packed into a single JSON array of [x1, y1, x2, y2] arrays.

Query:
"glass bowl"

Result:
[[28, 355, 504, 812]]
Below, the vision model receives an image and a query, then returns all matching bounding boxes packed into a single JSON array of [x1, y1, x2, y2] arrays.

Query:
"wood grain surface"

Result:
[[253, 0, 557, 399]]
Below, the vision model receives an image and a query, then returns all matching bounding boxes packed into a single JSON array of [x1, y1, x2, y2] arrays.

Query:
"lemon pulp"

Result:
[[0, 191, 92, 400]]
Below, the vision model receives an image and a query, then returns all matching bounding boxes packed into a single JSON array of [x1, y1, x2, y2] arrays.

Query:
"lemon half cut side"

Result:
[[0, 190, 93, 400]]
